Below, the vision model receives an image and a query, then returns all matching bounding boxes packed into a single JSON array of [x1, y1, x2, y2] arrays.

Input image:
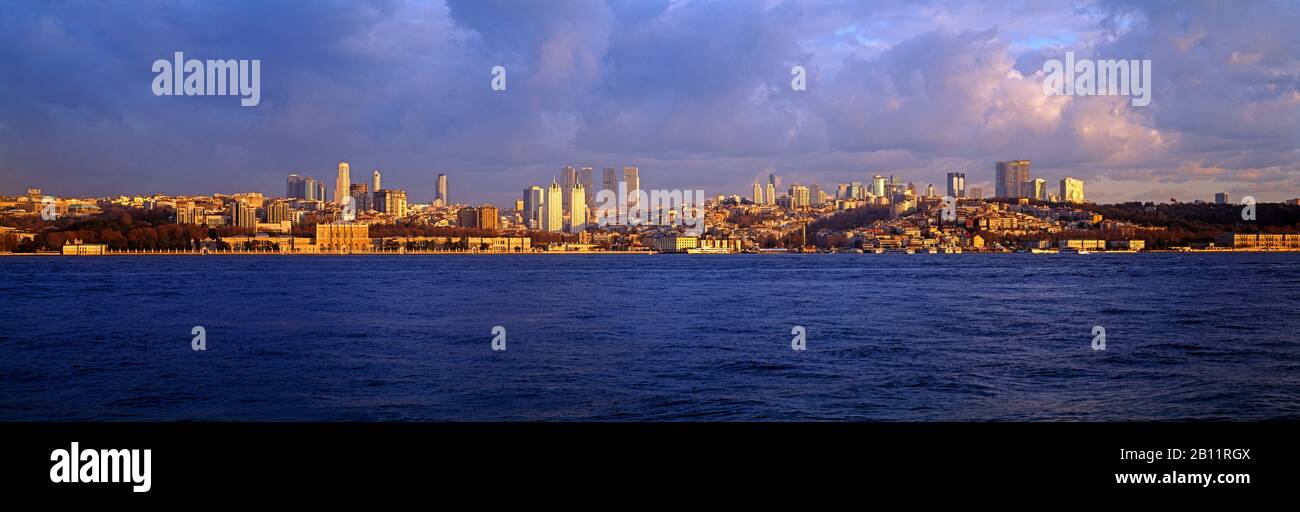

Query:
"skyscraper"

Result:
[[523, 186, 544, 229], [436, 174, 448, 206], [623, 166, 640, 209], [372, 170, 381, 192], [1061, 177, 1085, 203], [995, 160, 1030, 199], [768, 173, 777, 187], [542, 180, 563, 233], [560, 166, 577, 210], [872, 175, 886, 198], [765, 183, 776, 205], [287, 174, 304, 199], [790, 184, 810, 209], [568, 184, 587, 233], [946, 172, 966, 198], [1032, 178, 1048, 201], [753, 183, 763, 204], [601, 168, 617, 196], [577, 166, 594, 208], [335, 161, 350, 205], [349, 183, 370, 211]]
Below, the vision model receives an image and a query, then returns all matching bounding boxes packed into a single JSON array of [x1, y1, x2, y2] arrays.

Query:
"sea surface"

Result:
[[2, 253, 1298, 421]]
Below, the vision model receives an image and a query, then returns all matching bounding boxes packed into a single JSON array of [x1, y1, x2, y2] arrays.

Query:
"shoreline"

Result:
[[6, 249, 1300, 256]]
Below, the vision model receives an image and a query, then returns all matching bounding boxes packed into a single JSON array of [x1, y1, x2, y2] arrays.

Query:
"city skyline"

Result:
[[1, 1, 1297, 205]]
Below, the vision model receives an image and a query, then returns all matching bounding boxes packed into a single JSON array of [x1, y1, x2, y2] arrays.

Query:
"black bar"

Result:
[[1, 422, 1289, 499]]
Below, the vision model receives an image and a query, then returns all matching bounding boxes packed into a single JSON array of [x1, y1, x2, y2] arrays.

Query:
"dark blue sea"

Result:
[[2, 253, 1298, 421]]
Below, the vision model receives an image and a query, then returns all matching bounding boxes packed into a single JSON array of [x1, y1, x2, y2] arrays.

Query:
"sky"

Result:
[[1, 0, 1297, 206]]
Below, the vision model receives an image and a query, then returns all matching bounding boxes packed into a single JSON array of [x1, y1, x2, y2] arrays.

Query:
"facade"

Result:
[[349, 183, 370, 211], [230, 200, 257, 229], [560, 166, 577, 210], [287, 174, 329, 202], [601, 168, 617, 196], [464, 236, 530, 252], [1032, 178, 1048, 201], [335, 161, 350, 205], [1058, 239, 1106, 250], [458, 205, 500, 230], [315, 223, 371, 252], [652, 235, 699, 253], [790, 184, 810, 209], [623, 166, 641, 209], [523, 186, 544, 229], [995, 160, 1031, 199], [373, 189, 408, 218], [1215, 233, 1300, 249], [266, 200, 290, 224], [1060, 177, 1085, 203], [542, 181, 564, 232], [568, 184, 587, 233], [176, 202, 205, 224], [577, 167, 594, 208], [946, 172, 966, 198], [62, 239, 107, 255], [436, 174, 448, 206]]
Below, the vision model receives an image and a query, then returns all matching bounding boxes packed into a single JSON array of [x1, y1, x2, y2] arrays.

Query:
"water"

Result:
[[2, 253, 1298, 421]]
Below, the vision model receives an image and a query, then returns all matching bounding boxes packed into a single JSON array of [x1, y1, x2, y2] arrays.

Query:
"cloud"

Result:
[[0, 0, 1296, 205]]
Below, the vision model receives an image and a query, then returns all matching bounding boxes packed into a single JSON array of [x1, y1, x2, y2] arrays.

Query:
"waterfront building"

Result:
[[315, 223, 371, 252], [652, 234, 699, 253], [61, 239, 107, 255]]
